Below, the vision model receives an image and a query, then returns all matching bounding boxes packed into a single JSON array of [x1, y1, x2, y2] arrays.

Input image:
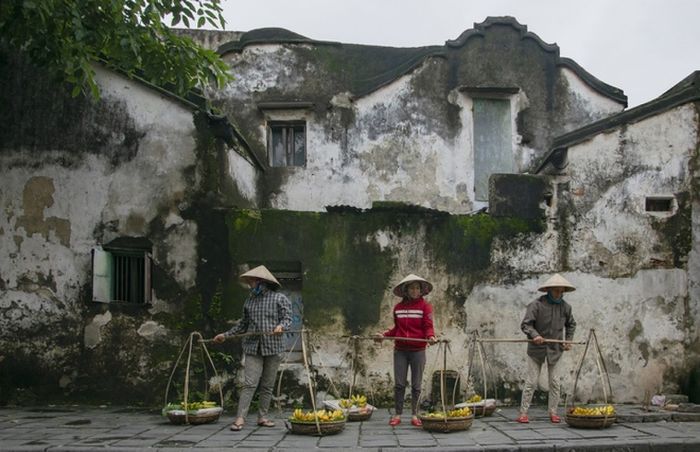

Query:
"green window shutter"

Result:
[[92, 247, 113, 303]]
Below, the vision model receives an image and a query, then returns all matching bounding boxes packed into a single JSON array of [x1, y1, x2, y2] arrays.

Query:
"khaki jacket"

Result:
[[521, 295, 576, 365]]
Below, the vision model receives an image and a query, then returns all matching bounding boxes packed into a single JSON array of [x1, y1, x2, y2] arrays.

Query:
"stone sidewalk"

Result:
[[1, 405, 699, 451]]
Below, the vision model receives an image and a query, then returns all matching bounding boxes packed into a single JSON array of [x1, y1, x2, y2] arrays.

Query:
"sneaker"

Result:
[[389, 417, 401, 426], [516, 414, 529, 423]]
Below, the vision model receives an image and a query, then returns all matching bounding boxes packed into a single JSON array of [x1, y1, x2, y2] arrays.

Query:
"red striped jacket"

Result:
[[383, 297, 435, 351]]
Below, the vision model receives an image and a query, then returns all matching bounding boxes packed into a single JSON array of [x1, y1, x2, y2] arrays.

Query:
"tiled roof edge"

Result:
[[535, 74, 700, 173], [557, 57, 627, 106]]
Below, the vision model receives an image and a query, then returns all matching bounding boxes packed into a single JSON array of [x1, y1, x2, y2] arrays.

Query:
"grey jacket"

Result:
[[521, 295, 576, 365]]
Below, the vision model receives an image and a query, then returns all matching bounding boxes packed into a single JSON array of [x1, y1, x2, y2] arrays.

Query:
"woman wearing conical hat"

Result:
[[213, 265, 292, 431], [376, 274, 437, 428], [516, 273, 577, 425]]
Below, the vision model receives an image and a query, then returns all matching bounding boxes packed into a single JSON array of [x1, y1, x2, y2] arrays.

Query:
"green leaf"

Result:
[[6, 0, 232, 99]]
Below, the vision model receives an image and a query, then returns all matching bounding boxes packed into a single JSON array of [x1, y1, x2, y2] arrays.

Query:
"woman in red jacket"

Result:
[[378, 274, 436, 427]]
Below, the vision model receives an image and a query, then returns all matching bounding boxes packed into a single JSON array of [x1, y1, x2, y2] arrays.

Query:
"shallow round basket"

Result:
[[166, 408, 222, 425], [565, 413, 616, 429], [469, 404, 496, 418], [287, 419, 346, 436], [347, 409, 373, 422], [419, 415, 473, 433]]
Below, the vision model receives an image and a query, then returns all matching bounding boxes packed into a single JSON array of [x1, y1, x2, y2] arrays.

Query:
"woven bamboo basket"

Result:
[[166, 407, 223, 425], [347, 409, 373, 422], [565, 413, 616, 429], [419, 414, 474, 433], [287, 419, 346, 436], [469, 404, 496, 418]]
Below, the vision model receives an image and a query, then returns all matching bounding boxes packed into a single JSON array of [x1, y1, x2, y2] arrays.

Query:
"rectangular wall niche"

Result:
[[645, 196, 674, 213]]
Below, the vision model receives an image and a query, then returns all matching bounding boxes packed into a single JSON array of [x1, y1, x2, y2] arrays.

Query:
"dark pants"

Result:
[[393, 349, 426, 415]]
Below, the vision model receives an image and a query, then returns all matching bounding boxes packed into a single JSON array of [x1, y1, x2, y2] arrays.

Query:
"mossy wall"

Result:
[[225, 206, 543, 334]]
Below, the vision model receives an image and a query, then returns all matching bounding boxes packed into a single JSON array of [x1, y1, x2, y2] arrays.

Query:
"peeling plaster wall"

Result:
[[0, 60, 244, 402], [227, 150, 260, 205], [213, 22, 625, 214], [566, 105, 696, 276], [216, 104, 697, 405], [554, 103, 700, 401], [558, 68, 627, 134]]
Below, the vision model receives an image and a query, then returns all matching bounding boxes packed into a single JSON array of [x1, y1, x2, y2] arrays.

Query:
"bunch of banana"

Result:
[[291, 409, 345, 422], [339, 394, 368, 409], [423, 406, 472, 419], [467, 394, 483, 403], [447, 407, 472, 417], [570, 405, 615, 416], [179, 401, 218, 411], [351, 394, 368, 408]]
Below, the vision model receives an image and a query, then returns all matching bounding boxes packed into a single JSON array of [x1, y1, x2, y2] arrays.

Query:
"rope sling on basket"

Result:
[[163, 332, 224, 425], [565, 329, 616, 429], [338, 335, 449, 423], [456, 331, 498, 417], [321, 336, 378, 422], [419, 339, 475, 433], [341, 334, 468, 432], [474, 333, 588, 421], [285, 329, 347, 436]]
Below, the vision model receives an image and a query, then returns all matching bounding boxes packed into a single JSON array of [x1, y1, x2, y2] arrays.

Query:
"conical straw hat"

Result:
[[537, 273, 575, 292], [393, 274, 433, 297], [240, 265, 281, 288]]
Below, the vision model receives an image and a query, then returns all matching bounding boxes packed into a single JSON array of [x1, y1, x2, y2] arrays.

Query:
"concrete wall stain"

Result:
[[16, 177, 71, 247]]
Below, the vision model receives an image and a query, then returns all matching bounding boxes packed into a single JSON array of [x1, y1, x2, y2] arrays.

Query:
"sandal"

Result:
[[230, 418, 245, 431], [257, 419, 275, 427]]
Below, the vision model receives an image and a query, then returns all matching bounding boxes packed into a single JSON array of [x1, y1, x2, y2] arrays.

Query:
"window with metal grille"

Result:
[[92, 238, 152, 305], [111, 252, 147, 303], [267, 121, 306, 167]]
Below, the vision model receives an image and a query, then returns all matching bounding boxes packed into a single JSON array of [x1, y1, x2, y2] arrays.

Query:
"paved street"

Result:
[[1, 405, 699, 451]]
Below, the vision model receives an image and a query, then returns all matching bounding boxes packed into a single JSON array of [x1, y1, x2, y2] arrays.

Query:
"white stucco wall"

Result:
[[557, 103, 699, 400], [567, 105, 697, 276], [0, 67, 203, 363], [560, 68, 626, 132], [217, 42, 627, 215], [228, 149, 260, 206], [306, 102, 698, 404]]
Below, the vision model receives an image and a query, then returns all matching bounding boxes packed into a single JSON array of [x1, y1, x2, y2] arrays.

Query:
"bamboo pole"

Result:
[[477, 338, 586, 345], [342, 335, 449, 344], [300, 329, 322, 436], [200, 329, 308, 343]]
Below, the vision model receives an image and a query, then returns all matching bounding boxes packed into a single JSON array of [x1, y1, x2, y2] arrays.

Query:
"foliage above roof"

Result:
[[0, 0, 231, 100]]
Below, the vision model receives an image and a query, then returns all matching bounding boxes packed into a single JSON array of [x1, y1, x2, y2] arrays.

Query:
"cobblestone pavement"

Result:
[[1, 405, 699, 451]]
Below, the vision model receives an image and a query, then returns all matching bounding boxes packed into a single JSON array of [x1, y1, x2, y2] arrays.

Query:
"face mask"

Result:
[[251, 282, 264, 295], [547, 292, 562, 304]]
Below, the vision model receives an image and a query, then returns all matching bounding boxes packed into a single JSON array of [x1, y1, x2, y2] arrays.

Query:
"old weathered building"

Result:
[[0, 17, 697, 406]]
